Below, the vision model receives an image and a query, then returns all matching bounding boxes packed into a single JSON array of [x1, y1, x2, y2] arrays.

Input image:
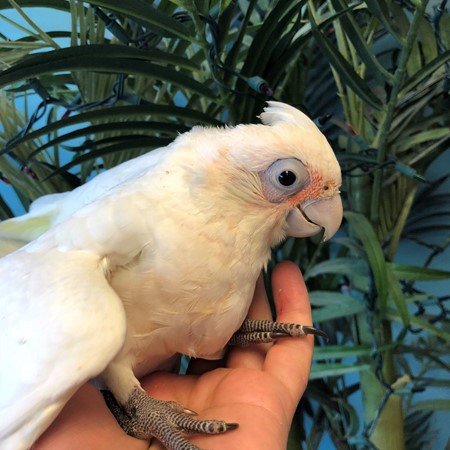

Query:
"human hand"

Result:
[[33, 261, 314, 450]]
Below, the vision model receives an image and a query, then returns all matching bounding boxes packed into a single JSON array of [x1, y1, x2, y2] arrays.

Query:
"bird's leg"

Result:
[[228, 319, 328, 346], [102, 388, 238, 450]]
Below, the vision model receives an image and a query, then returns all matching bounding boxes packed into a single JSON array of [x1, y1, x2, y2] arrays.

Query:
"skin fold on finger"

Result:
[[264, 261, 315, 405], [226, 273, 274, 370]]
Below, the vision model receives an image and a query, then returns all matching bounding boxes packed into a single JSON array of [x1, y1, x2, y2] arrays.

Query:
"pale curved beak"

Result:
[[286, 194, 343, 241]]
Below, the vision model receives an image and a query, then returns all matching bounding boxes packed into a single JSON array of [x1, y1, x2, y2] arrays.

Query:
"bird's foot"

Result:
[[229, 319, 328, 346], [103, 388, 237, 450]]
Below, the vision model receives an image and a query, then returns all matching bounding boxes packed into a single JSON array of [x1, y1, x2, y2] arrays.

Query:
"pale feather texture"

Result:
[[0, 102, 342, 450]]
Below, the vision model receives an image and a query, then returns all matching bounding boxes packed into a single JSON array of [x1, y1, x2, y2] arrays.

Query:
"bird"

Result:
[[0, 101, 342, 450]]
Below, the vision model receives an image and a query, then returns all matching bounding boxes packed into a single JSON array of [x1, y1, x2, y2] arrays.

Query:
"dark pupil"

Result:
[[278, 170, 297, 186]]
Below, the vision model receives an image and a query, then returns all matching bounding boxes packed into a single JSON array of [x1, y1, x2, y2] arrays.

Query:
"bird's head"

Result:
[[256, 101, 343, 242], [174, 101, 342, 245]]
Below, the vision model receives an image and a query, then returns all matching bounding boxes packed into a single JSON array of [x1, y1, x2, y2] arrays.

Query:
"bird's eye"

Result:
[[278, 170, 297, 186], [260, 158, 309, 203]]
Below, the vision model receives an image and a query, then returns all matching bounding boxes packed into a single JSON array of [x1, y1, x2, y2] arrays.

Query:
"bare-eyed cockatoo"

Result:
[[0, 101, 342, 450]]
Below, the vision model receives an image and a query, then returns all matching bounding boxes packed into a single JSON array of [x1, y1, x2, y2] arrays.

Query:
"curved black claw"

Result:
[[301, 325, 329, 341], [103, 388, 238, 450]]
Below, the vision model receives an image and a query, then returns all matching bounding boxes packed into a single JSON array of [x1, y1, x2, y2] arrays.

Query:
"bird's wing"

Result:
[[0, 245, 127, 450], [0, 192, 67, 251], [0, 146, 168, 252]]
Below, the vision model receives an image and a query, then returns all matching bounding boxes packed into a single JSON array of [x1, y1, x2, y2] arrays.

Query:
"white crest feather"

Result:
[[259, 101, 318, 132]]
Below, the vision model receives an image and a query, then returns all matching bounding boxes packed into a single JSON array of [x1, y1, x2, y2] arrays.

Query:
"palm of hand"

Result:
[[34, 262, 313, 450]]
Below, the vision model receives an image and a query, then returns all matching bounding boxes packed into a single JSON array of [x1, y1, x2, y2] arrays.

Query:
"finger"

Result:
[[246, 272, 273, 320], [264, 261, 314, 406], [226, 273, 273, 370]]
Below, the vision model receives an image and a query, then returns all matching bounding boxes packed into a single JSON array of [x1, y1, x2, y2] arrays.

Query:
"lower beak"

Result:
[[285, 194, 343, 242]]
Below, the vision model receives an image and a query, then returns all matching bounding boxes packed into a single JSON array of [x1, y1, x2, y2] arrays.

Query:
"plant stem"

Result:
[[387, 181, 418, 261], [370, 1, 427, 224]]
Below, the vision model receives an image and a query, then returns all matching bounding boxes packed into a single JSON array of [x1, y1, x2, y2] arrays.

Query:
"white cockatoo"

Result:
[[0, 102, 342, 450]]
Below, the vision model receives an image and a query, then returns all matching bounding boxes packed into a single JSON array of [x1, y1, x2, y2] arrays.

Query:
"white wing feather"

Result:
[[0, 247, 126, 450]]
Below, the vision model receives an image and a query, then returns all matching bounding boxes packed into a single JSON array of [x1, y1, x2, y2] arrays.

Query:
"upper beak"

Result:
[[285, 194, 343, 241]]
